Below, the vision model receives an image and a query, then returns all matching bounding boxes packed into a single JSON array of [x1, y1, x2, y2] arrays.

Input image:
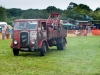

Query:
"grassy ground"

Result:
[[0, 36, 100, 75]]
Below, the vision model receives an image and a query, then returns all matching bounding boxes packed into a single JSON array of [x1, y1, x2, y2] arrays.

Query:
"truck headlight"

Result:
[[14, 40, 18, 44], [31, 41, 35, 44]]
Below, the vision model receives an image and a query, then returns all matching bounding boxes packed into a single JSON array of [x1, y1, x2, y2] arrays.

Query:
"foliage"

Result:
[[0, 6, 7, 21], [5, 8, 23, 25], [6, 8, 23, 18], [94, 11, 100, 20], [94, 7, 100, 12], [66, 3, 93, 20], [69, 2, 78, 7], [46, 6, 63, 14], [1, 2, 100, 25], [78, 4, 92, 11], [21, 9, 49, 19]]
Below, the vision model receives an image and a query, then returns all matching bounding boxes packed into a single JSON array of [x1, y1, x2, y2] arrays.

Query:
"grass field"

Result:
[[0, 36, 100, 75]]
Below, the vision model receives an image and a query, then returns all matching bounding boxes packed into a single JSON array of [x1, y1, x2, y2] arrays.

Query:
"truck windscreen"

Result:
[[14, 22, 37, 30], [26, 22, 37, 30]]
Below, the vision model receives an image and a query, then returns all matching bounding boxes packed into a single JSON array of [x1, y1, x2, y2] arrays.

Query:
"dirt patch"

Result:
[[67, 34, 76, 37], [67, 33, 93, 37]]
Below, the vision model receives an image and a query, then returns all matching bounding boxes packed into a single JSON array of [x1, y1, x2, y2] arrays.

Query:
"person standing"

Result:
[[10, 28, 13, 39], [87, 26, 91, 34], [84, 26, 88, 36], [6, 26, 10, 39], [2, 26, 6, 40], [79, 25, 84, 36], [92, 26, 96, 30], [75, 25, 80, 36]]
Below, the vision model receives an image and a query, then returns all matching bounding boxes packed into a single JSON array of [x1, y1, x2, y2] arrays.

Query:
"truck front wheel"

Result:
[[13, 49, 19, 56], [40, 42, 47, 56]]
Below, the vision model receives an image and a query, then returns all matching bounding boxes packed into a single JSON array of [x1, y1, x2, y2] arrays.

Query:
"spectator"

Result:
[[87, 26, 92, 34], [6, 26, 10, 39], [92, 26, 96, 30], [2, 26, 6, 40], [84, 26, 88, 36], [79, 25, 84, 36], [75, 25, 80, 36], [10, 28, 13, 39]]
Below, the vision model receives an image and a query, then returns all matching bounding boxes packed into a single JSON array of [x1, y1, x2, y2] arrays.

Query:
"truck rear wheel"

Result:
[[57, 43, 60, 50], [13, 49, 19, 56], [57, 38, 66, 50], [61, 38, 66, 50], [40, 42, 47, 56], [57, 38, 62, 50]]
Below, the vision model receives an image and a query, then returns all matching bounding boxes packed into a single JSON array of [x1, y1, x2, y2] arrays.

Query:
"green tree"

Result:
[[94, 7, 100, 12], [0, 6, 7, 21], [67, 2, 78, 10], [94, 11, 100, 20], [79, 4, 92, 11], [21, 9, 49, 19], [65, 3, 93, 20], [46, 6, 57, 13], [46, 6, 63, 13], [88, 11, 94, 20], [6, 8, 23, 18]]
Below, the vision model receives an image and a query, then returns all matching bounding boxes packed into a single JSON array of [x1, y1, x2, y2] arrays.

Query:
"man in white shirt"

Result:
[[2, 26, 6, 40]]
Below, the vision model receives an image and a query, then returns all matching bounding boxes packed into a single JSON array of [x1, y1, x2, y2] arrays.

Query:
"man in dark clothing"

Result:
[[79, 25, 84, 36]]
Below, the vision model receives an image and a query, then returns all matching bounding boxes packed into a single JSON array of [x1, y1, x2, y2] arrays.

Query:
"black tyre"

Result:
[[13, 49, 19, 56], [60, 38, 66, 50], [40, 42, 47, 56], [57, 38, 61, 50], [57, 43, 61, 50], [57, 38, 66, 50]]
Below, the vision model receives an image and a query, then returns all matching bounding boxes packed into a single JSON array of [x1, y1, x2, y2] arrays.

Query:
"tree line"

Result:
[[0, 2, 100, 25]]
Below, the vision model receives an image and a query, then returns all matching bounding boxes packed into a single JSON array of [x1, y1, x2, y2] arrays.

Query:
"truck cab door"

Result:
[[37, 22, 47, 42]]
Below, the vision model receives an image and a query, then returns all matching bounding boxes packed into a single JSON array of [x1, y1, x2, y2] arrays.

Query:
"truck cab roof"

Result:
[[14, 19, 47, 22]]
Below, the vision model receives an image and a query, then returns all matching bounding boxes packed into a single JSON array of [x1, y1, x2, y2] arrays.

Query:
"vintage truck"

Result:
[[11, 13, 67, 56]]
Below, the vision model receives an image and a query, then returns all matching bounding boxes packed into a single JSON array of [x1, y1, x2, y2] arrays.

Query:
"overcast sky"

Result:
[[0, 0, 100, 10]]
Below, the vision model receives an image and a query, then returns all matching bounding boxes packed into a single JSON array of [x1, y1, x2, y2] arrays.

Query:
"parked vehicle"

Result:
[[10, 13, 67, 56], [0, 22, 7, 32]]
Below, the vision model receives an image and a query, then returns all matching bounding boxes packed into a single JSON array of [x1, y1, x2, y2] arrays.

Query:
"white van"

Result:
[[0, 22, 7, 32], [0, 22, 7, 26]]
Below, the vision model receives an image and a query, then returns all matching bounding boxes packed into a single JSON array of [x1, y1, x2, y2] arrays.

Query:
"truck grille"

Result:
[[20, 32, 28, 47]]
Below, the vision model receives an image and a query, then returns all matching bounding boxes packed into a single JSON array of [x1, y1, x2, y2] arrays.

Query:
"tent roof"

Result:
[[62, 22, 73, 26]]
